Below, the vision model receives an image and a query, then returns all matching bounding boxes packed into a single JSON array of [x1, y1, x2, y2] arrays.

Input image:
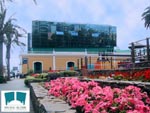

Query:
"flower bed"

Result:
[[24, 73, 49, 86], [113, 68, 150, 81], [86, 68, 150, 82], [45, 78, 150, 113]]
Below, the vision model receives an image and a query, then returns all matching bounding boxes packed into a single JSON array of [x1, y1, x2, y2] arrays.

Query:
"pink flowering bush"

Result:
[[45, 78, 150, 113]]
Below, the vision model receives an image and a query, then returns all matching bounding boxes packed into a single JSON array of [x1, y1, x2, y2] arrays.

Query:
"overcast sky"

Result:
[[4, 0, 150, 69]]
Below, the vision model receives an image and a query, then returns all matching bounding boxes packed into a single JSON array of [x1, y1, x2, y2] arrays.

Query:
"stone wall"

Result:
[[29, 82, 76, 113], [29, 78, 150, 113], [82, 78, 150, 95]]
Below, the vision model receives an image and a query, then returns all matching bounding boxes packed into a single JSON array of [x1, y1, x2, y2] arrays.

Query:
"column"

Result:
[[52, 49, 56, 70], [146, 38, 150, 61], [131, 43, 135, 68]]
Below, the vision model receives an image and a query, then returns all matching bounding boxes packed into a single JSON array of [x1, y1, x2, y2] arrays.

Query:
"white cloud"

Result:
[[106, 0, 150, 49]]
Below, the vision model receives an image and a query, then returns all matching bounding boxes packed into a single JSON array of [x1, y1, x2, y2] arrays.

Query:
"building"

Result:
[[20, 20, 129, 74], [30, 21, 117, 51]]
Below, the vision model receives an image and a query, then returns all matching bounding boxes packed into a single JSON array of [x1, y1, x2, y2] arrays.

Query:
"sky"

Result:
[[4, 0, 150, 70]]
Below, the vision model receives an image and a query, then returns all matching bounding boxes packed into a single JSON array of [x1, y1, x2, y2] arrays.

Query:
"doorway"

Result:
[[34, 62, 42, 73], [67, 62, 75, 70]]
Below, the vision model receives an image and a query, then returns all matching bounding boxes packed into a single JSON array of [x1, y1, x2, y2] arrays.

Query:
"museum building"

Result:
[[20, 20, 129, 74]]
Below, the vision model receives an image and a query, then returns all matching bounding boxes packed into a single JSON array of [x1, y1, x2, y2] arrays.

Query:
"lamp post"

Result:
[[81, 58, 83, 69], [77, 59, 79, 70], [89, 56, 91, 69], [131, 43, 135, 68], [85, 56, 88, 69], [146, 38, 150, 62]]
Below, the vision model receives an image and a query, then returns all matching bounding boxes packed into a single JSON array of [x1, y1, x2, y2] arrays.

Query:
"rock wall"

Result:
[[82, 78, 150, 95], [29, 78, 150, 113], [29, 83, 76, 113]]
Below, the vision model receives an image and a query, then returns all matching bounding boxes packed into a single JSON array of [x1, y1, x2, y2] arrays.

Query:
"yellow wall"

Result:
[[56, 56, 79, 70], [22, 55, 53, 74], [21, 54, 127, 74]]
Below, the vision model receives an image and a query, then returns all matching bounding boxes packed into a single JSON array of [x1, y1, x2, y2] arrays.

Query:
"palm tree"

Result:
[[142, 6, 150, 29], [0, 0, 15, 77], [0, 0, 36, 77], [0, 7, 15, 78], [3, 21, 26, 80], [0, 4, 8, 76]]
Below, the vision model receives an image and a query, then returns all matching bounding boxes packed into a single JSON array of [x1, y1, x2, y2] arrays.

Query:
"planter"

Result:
[[46, 78, 150, 113]]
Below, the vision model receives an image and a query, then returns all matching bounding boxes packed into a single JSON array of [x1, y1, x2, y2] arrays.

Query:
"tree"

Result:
[[142, 6, 150, 29], [3, 21, 26, 80], [0, 3, 8, 76], [0, 1, 13, 77], [0, 0, 36, 77]]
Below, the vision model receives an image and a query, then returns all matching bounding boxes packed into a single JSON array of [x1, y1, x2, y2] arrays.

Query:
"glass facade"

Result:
[[30, 20, 117, 52]]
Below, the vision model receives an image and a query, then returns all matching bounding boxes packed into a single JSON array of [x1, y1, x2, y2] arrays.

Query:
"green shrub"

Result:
[[48, 72, 62, 76], [30, 73, 49, 79], [113, 75, 124, 80], [0, 76, 7, 83], [46, 71, 79, 81], [24, 76, 47, 86], [62, 70, 77, 77], [28, 69, 33, 74], [39, 73, 48, 78]]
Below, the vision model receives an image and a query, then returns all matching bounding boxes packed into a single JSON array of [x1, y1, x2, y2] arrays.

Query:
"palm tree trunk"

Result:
[[0, 36, 3, 76], [6, 44, 10, 80]]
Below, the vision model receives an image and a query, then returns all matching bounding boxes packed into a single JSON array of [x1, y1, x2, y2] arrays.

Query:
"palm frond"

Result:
[[3, 19, 26, 47], [3, 17, 16, 33], [13, 39, 26, 46], [33, 0, 37, 5], [13, 24, 27, 34], [142, 6, 150, 29], [0, 9, 7, 33]]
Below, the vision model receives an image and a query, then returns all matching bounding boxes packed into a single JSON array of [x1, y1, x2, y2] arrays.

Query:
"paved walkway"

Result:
[[0, 78, 34, 113]]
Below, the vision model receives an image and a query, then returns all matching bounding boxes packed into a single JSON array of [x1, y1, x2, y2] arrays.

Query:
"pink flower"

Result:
[[127, 110, 140, 113], [44, 82, 50, 89], [84, 103, 93, 113], [46, 78, 150, 113]]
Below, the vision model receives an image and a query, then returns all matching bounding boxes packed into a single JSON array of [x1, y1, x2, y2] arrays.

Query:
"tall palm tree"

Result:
[[0, 8, 16, 77], [0, 0, 36, 77], [3, 21, 26, 80], [142, 6, 150, 29], [0, 1, 15, 77], [0, 4, 8, 76]]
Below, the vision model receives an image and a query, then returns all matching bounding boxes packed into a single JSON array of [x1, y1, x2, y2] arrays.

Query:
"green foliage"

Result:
[[48, 72, 62, 77], [28, 69, 33, 75], [48, 70, 78, 77], [142, 6, 150, 29], [0, 76, 7, 83], [62, 70, 78, 77], [38, 73, 48, 78], [46, 70, 79, 81], [31, 73, 48, 78], [24, 75, 47, 86], [113, 75, 124, 80], [133, 75, 145, 81]]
